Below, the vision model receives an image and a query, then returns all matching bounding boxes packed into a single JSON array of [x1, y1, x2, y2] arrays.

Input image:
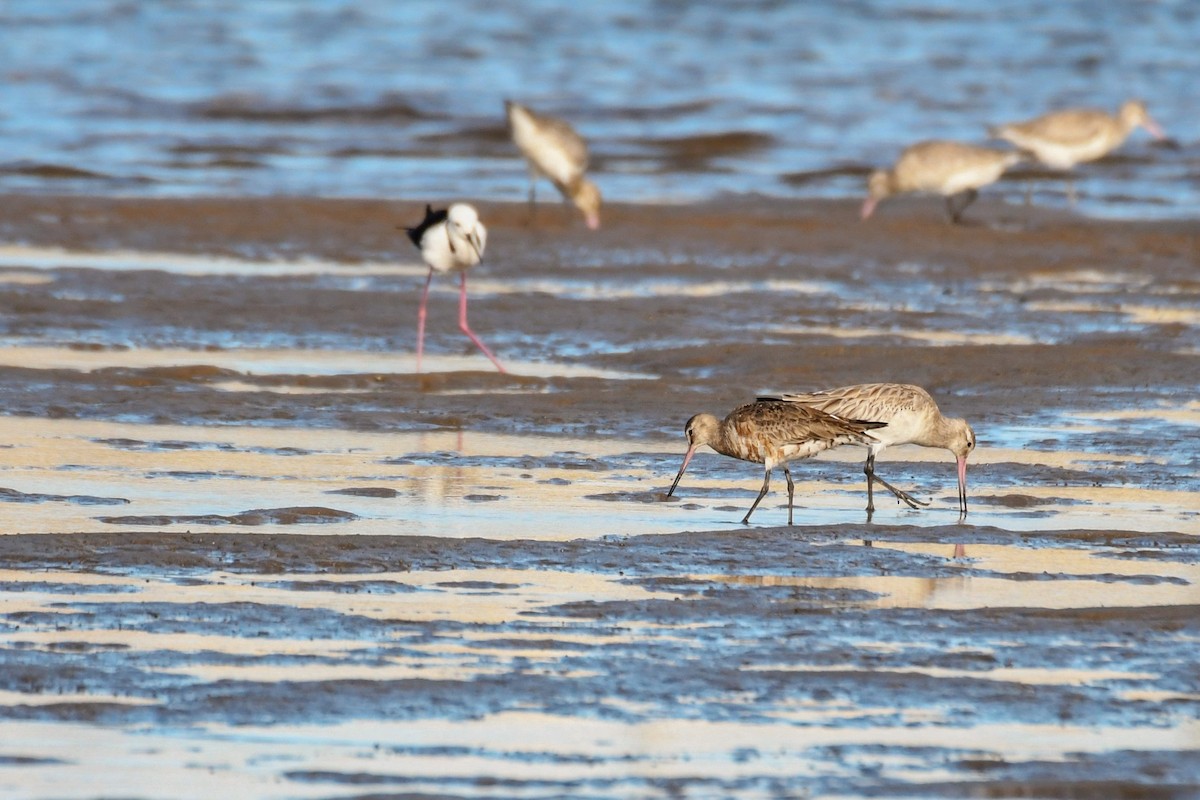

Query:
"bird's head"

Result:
[[447, 203, 486, 260], [1120, 99, 1166, 140], [667, 412, 719, 498], [861, 169, 892, 219], [683, 413, 720, 450], [949, 418, 976, 461], [572, 179, 602, 230]]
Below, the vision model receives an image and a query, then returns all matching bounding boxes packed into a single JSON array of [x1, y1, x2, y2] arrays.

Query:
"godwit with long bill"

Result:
[[667, 399, 886, 525], [505, 100, 602, 229], [862, 140, 1022, 224], [989, 100, 1166, 202], [762, 384, 975, 517], [404, 203, 504, 373], [989, 99, 1165, 170]]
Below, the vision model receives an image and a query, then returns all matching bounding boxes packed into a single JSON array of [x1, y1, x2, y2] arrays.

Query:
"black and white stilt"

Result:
[[404, 203, 504, 373]]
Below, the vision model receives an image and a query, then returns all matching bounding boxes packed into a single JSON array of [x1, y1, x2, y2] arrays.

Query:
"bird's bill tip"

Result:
[[956, 455, 969, 513], [666, 448, 696, 497], [666, 467, 686, 497], [1143, 117, 1167, 140], [860, 197, 878, 220], [585, 213, 601, 230]]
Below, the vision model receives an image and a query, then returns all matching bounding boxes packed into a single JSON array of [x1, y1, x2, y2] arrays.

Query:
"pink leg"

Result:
[[458, 273, 505, 373], [416, 269, 433, 373]]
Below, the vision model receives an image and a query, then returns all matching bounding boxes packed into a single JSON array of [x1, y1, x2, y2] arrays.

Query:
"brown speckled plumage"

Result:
[[762, 383, 975, 517], [667, 400, 885, 525]]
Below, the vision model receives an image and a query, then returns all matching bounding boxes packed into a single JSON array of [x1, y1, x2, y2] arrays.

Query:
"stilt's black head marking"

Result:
[[404, 204, 448, 248]]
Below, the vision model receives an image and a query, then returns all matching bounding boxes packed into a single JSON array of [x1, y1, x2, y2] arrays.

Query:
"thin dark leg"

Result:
[[783, 464, 795, 525], [960, 188, 978, 219], [864, 455, 876, 514], [945, 189, 978, 224], [527, 173, 538, 224], [865, 453, 930, 510], [944, 195, 959, 224], [742, 468, 771, 524]]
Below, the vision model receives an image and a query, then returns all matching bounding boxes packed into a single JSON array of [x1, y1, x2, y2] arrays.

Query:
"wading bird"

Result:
[[762, 384, 975, 518], [404, 203, 504, 373], [989, 100, 1166, 202], [505, 100, 602, 229], [667, 399, 885, 524], [862, 140, 1022, 224]]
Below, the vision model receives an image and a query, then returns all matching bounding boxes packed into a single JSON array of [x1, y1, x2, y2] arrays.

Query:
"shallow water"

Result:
[[3, 1, 1198, 218], [9, 716, 1196, 800], [0, 196, 1197, 798], [1, 414, 1196, 540], [2, 531, 1198, 798]]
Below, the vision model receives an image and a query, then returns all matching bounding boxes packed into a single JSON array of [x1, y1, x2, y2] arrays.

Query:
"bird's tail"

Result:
[[401, 204, 444, 248]]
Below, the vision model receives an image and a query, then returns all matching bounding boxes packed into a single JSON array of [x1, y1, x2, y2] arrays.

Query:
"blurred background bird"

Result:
[[862, 140, 1023, 223], [989, 100, 1166, 203], [506, 100, 602, 230], [405, 203, 504, 373]]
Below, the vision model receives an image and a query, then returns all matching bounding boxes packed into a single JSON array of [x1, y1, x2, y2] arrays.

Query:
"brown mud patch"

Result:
[[0, 194, 1196, 797], [1, 528, 1199, 797]]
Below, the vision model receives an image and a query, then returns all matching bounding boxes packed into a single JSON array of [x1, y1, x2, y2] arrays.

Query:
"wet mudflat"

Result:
[[0, 194, 1197, 798], [3, 527, 1200, 799]]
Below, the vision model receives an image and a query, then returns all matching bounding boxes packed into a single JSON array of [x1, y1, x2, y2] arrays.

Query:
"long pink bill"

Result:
[[667, 446, 697, 497], [860, 196, 879, 220], [1142, 116, 1167, 141], [956, 456, 969, 516]]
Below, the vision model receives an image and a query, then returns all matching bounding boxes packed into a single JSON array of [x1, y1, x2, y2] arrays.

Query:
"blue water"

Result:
[[2, 0, 1197, 218]]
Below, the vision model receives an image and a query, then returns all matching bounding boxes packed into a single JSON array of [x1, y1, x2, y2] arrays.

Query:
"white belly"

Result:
[[420, 226, 481, 275], [938, 161, 1007, 195], [1001, 130, 1115, 169]]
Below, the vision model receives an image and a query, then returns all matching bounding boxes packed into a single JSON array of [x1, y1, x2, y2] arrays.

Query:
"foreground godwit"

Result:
[[404, 203, 504, 373], [667, 400, 886, 525], [862, 140, 1022, 224], [763, 384, 975, 517], [505, 100, 602, 229], [989, 100, 1165, 170]]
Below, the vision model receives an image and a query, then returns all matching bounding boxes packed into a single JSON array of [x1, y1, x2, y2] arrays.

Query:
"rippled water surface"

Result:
[[0, 14, 1198, 789], [3, 1, 1198, 217]]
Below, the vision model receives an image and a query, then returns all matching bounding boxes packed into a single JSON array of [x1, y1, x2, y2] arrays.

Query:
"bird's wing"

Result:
[[749, 401, 883, 447], [1008, 109, 1112, 146], [539, 116, 589, 169], [404, 205, 448, 248], [762, 383, 928, 422]]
